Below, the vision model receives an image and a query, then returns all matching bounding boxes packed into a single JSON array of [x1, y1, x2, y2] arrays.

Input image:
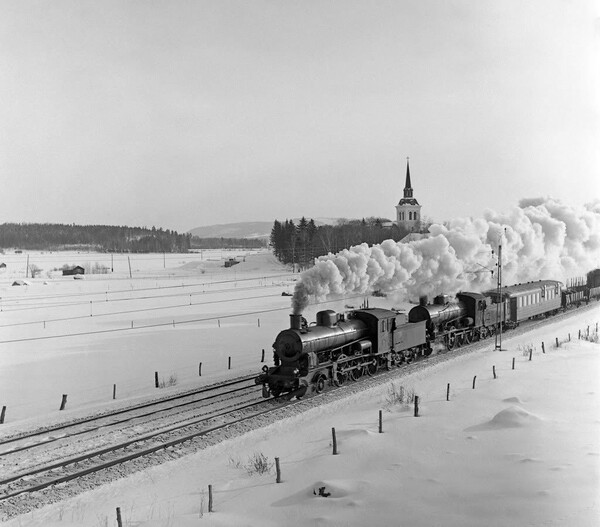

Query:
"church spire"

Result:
[[404, 157, 413, 198]]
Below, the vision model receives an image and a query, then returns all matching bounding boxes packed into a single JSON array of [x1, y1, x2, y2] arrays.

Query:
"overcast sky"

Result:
[[1, 0, 598, 232]]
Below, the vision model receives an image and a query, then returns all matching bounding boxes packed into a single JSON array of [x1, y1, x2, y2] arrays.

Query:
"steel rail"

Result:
[[0, 374, 258, 449], [0, 397, 289, 500]]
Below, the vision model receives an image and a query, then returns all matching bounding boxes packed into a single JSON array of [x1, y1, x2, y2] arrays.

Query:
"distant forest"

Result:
[[270, 217, 429, 269], [0, 223, 192, 253], [190, 237, 266, 249]]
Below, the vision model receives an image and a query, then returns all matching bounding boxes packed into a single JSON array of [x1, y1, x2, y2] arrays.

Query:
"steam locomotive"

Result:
[[255, 269, 600, 399]]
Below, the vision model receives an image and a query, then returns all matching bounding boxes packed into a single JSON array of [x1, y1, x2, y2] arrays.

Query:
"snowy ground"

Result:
[[1, 251, 599, 526]]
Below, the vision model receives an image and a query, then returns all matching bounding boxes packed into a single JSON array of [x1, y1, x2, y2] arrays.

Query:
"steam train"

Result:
[[255, 268, 600, 399]]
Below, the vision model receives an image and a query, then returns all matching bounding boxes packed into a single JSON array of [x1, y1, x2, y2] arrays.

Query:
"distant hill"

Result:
[[188, 218, 342, 239]]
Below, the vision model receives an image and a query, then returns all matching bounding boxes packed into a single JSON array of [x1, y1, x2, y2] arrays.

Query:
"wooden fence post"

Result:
[[379, 410, 383, 433], [446, 383, 450, 401], [493, 365, 497, 379], [228, 357, 231, 370], [414, 396, 419, 417], [579, 329, 581, 339], [512, 357, 515, 370], [116, 507, 123, 527], [332, 427, 338, 455], [529, 349, 533, 361], [218, 319, 220, 328], [568, 333, 571, 342], [113, 384, 117, 400], [258, 318, 260, 327], [208, 485, 213, 512], [472, 376, 477, 389], [555, 337, 559, 348], [0, 406, 6, 424], [155, 371, 159, 388], [542, 342, 545, 353], [199, 362, 202, 376], [275, 457, 281, 483], [59, 394, 68, 411], [261, 349, 265, 362]]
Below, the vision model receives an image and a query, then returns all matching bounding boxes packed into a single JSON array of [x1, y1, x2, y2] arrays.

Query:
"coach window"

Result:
[[381, 321, 385, 332]]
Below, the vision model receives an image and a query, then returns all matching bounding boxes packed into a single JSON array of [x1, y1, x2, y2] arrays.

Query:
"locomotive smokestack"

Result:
[[290, 314, 302, 330], [419, 295, 428, 306]]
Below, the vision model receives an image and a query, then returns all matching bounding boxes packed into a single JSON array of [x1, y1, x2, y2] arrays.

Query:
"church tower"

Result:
[[395, 158, 422, 231]]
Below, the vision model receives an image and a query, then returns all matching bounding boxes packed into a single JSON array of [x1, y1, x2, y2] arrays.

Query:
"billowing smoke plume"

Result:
[[292, 198, 600, 314]]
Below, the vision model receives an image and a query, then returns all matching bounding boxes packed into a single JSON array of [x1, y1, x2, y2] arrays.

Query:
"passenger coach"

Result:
[[485, 280, 562, 326]]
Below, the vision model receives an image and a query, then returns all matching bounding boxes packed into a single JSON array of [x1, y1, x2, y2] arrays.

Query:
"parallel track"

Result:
[[0, 374, 258, 451]]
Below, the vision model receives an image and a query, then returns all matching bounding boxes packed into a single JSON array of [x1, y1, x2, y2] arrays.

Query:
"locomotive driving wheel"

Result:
[[350, 364, 362, 381], [333, 372, 345, 387], [465, 330, 473, 344], [315, 375, 326, 394], [366, 360, 378, 376], [446, 331, 457, 350]]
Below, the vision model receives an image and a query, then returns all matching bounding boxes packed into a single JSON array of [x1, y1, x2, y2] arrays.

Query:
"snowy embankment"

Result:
[[4, 305, 599, 527]]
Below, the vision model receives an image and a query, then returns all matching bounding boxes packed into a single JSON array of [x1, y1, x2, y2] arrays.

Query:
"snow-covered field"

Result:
[[1, 250, 599, 526], [0, 250, 307, 423]]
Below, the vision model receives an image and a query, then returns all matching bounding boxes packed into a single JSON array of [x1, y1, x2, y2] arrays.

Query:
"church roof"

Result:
[[398, 198, 420, 206], [405, 160, 412, 189]]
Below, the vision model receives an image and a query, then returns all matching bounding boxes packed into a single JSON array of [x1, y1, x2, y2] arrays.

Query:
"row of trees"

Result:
[[270, 217, 426, 269], [190, 236, 267, 249], [0, 223, 191, 253]]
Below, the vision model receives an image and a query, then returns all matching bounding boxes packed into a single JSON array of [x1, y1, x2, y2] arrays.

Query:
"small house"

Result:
[[224, 258, 240, 268], [62, 265, 85, 276], [12, 279, 31, 286]]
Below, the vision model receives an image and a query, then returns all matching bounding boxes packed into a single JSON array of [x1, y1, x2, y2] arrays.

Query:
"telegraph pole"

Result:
[[494, 230, 506, 351]]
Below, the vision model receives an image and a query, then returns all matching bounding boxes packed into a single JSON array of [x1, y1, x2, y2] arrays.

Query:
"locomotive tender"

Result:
[[255, 269, 600, 399]]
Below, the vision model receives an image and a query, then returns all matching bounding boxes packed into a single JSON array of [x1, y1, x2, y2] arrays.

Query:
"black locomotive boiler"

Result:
[[255, 308, 429, 399]]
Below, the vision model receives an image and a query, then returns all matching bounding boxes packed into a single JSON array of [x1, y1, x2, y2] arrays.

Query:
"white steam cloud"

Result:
[[292, 198, 600, 314]]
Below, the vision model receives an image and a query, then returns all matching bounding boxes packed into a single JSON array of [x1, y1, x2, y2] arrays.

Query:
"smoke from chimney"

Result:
[[290, 198, 600, 312]]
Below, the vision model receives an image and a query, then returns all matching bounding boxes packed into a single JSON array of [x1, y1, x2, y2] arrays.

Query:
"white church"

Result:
[[395, 158, 422, 232]]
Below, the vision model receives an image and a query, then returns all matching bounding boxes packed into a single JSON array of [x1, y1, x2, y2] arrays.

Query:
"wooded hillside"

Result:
[[0, 223, 191, 253]]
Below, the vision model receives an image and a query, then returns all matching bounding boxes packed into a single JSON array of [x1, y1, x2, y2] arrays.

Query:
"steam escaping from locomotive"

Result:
[[292, 198, 600, 313]]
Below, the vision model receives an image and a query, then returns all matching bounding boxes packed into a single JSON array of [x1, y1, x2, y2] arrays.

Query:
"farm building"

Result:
[[62, 265, 85, 276], [224, 258, 240, 268]]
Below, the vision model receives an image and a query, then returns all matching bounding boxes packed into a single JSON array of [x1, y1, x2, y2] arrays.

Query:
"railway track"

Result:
[[0, 302, 596, 514], [0, 375, 279, 501], [0, 374, 258, 453]]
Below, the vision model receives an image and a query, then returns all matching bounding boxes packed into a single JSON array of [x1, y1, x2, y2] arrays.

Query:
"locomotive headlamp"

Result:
[[262, 365, 268, 373], [293, 368, 299, 375]]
